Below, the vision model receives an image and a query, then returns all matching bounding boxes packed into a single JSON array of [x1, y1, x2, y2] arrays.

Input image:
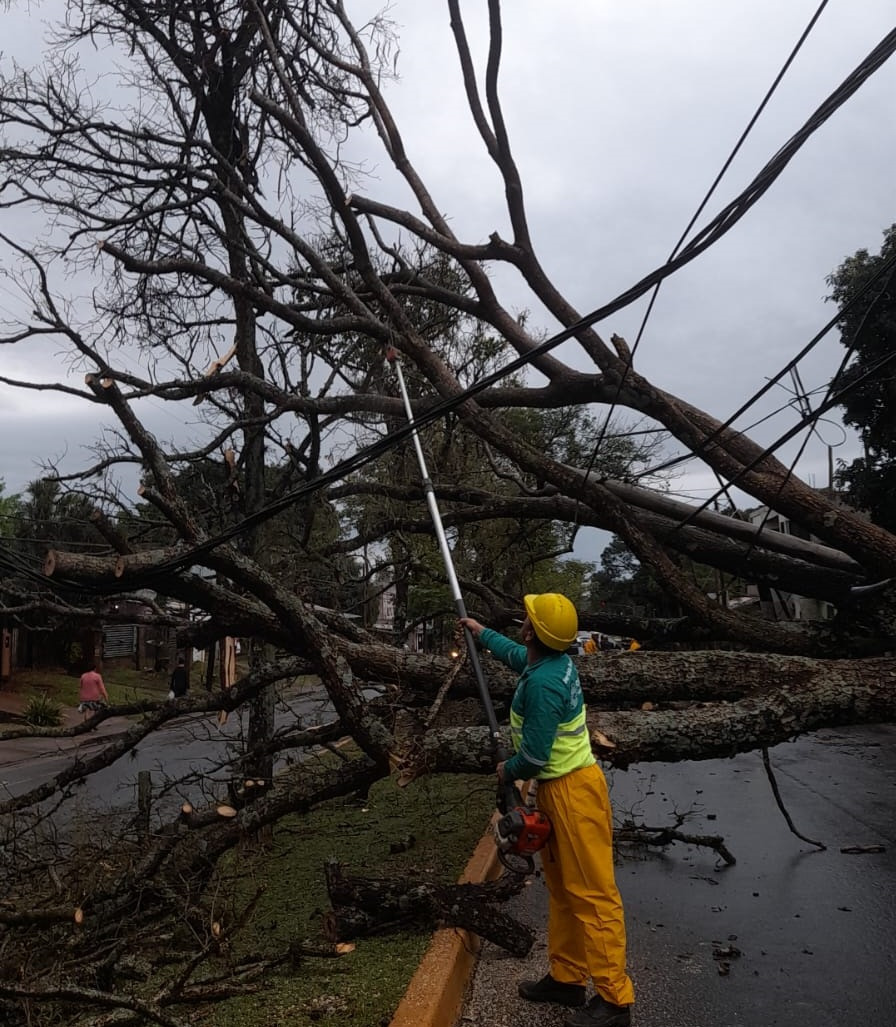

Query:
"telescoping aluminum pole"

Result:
[[385, 348, 508, 763]]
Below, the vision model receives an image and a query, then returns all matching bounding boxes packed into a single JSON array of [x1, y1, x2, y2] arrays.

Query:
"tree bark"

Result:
[[324, 861, 533, 956], [418, 654, 896, 770], [346, 643, 896, 708]]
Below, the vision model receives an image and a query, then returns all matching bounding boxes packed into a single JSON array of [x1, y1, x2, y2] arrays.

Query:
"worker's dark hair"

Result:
[[177, 655, 185, 665]]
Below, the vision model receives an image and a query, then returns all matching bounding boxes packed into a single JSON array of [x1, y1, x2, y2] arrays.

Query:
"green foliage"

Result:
[[592, 535, 746, 617], [116, 459, 365, 614], [16, 478, 97, 550], [23, 692, 63, 727], [12, 666, 170, 708], [0, 478, 21, 538], [835, 458, 896, 531], [827, 224, 896, 530], [591, 536, 677, 617], [65, 641, 84, 668], [332, 250, 672, 642], [599, 536, 641, 583], [526, 557, 593, 611]]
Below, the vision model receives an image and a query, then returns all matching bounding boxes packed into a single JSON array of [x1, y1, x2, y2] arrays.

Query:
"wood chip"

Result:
[[591, 729, 616, 749]]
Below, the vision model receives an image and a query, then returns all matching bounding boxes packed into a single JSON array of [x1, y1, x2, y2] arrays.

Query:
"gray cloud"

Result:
[[1, 0, 893, 554]]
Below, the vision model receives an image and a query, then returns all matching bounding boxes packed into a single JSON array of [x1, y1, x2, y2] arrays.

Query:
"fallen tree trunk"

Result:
[[324, 861, 534, 956], [418, 666, 896, 771], [358, 646, 896, 708], [578, 651, 896, 705]]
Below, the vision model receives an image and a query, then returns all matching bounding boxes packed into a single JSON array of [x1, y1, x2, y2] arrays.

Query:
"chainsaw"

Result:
[[494, 779, 552, 875], [388, 346, 552, 875]]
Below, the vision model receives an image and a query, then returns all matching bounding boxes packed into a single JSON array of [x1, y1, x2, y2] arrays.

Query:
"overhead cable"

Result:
[[11, 21, 896, 594], [662, 304, 896, 541], [683, 259, 896, 551], [637, 245, 896, 480], [576, 0, 832, 516]]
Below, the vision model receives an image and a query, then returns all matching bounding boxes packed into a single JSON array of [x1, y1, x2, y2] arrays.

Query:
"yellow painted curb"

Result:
[[388, 813, 502, 1027]]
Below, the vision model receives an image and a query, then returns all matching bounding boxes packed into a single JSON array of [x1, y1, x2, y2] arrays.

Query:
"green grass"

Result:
[[196, 765, 497, 1027], [10, 665, 191, 707], [22, 691, 63, 726]]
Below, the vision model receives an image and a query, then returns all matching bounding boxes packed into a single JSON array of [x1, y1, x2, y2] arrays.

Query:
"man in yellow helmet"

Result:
[[460, 593, 634, 1027]]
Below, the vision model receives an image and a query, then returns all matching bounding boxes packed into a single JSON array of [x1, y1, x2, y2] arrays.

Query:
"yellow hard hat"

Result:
[[523, 593, 578, 651]]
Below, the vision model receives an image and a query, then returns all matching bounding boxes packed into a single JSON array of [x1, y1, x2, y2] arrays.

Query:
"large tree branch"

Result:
[[419, 656, 896, 771]]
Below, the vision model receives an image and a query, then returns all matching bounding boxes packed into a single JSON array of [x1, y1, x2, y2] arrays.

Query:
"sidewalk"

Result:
[[0, 687, 132, 766]]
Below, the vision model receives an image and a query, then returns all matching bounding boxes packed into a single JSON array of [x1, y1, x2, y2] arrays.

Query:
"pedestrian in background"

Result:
[[78, 662, 109, 721], [460, 593, 635, 1027], [168, 655, 188, 699]]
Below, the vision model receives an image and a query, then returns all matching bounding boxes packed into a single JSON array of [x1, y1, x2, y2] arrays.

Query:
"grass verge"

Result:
[[195, 767, 496, 1027], [7, 664, 196, 707]]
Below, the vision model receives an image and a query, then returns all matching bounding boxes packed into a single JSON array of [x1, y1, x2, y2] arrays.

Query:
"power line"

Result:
[[7, 21, 896, 595], [578, 0, 832, 508], [694, 259, 896, 555], [636, 245, 896, 481], [662, 310, 896, 541]]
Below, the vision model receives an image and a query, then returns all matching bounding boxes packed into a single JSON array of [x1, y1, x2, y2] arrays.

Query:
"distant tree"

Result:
[[827, 224, 896, 530], [599, 536, 641, 584], [597, 533, 746, 617], [0, 479, 19, 538], [15, 479, 98, 554], [590, 536, 675, 618]]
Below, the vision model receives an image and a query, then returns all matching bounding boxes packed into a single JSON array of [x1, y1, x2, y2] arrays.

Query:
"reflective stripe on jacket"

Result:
[[480, 628, 595, 781]]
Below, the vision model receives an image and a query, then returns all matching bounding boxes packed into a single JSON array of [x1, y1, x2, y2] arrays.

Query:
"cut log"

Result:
[[323, 861, 533, 956], [43, 550, 124, 582], [89, 507, 134, 555], [342, 644, 896, 705]]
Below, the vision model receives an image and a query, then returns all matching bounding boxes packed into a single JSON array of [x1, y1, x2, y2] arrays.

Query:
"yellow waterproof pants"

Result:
[[537, 764, 635, 1007]]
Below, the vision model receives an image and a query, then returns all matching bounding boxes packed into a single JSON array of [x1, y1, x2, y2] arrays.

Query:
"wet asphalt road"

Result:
[[462, 724, 896, 1027], [0, 686, 339, 820]]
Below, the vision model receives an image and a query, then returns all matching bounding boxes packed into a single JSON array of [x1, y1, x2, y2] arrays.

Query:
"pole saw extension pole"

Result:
[[384, 348, 507, 764], [386, 347, 552, 874]]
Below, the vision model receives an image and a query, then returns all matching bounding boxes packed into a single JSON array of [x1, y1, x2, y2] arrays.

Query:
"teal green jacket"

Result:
[[480, 628, 595, 781]]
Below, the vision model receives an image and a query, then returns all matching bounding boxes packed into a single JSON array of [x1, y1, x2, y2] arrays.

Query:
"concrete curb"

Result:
[[388, 814, 502, 1027]]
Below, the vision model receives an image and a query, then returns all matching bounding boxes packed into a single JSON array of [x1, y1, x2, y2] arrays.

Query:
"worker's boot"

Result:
[[518, 973, 586, 1007], [564, 994, 632, 1027]]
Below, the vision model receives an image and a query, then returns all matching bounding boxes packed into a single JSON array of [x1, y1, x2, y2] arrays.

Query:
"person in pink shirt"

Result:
[[78, 663, 109, 720]]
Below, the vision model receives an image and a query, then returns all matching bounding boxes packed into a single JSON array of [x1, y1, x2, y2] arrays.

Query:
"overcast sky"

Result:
[[1, 0, 895, 561]]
